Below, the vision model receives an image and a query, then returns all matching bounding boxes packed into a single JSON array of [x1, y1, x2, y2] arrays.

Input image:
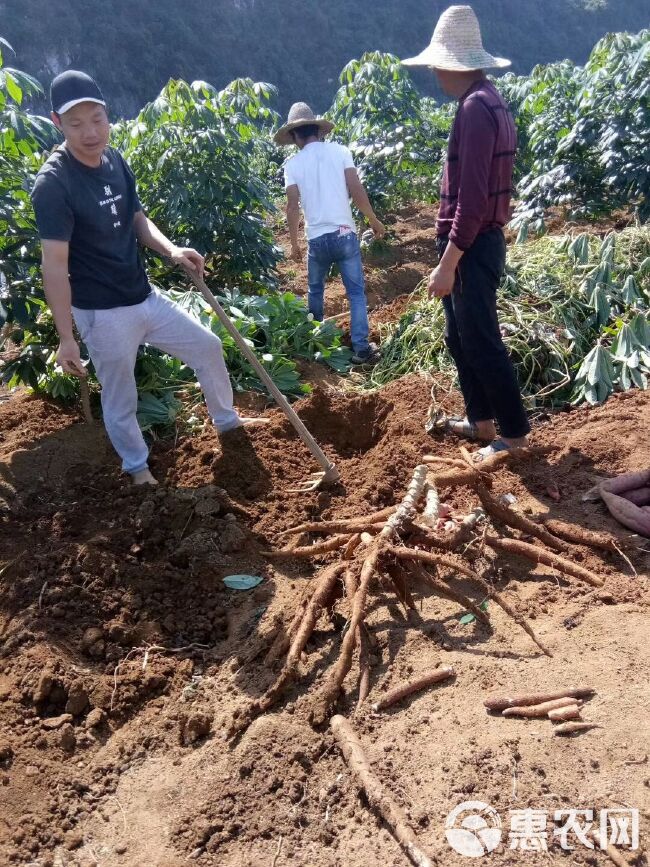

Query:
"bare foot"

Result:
[[131, 468, 158, 486], [468, 419, 497, 441]]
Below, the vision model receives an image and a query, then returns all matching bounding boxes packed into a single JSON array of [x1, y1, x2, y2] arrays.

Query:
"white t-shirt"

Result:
[[284, 141, 357, 241]]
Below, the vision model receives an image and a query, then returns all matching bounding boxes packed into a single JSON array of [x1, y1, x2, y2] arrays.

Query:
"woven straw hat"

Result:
[[274, 102, 335, 146], [402, 5, 510, 71]]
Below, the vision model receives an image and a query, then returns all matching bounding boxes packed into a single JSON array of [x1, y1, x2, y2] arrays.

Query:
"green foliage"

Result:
[[328, 52, 451, 212], [505, 30, 650, 228], [115, 78, 282, 293], [0, 38, 57, 331], [366, 228, 650, 406], [136, 391, 183, 432], [168, 285, 352, 397]]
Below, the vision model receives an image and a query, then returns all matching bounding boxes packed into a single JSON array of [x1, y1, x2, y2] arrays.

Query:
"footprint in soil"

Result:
[[211, 428, 273, 499]]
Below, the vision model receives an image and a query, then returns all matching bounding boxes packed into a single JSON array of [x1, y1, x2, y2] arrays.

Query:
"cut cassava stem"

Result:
[[485, 535, 605, 587], [390, 545, 552, 657], [330, 715, 435, 867], [502, 697, 582, 717], [371, 666, 456, 712], [313, 466, 429, 723], [476, 483, 570, 553], [484, 687, 595, 712]]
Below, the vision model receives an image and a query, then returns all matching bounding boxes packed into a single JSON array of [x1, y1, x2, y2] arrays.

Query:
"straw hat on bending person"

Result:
[[402, 4, 511, 71], [274, 102, 335, 147]]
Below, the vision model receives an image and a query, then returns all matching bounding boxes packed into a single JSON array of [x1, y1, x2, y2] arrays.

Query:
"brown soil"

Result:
[[1, 376, 649, 866]]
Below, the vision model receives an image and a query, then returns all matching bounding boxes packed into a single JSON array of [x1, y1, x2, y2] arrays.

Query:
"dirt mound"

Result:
[[0, 381, 649, 865]]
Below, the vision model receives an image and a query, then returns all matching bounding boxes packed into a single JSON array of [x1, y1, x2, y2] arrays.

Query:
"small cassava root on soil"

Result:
[[502, 697, 582, 717], [548, 704, 582, 722], [484, 687, 596, 712], [371, 666, 456, 712], [555, 722, 601, 736]]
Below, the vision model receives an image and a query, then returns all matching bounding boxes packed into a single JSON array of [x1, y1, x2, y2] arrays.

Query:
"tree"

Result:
[[114, 77, 283, 293], [328, 52, 451, 211]]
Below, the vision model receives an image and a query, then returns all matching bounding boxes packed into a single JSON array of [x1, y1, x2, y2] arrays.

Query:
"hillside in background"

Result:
[[0, 0, 647, 116]]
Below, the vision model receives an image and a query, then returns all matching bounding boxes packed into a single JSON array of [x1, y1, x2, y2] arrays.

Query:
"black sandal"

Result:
[[425, 409, 480, 441]]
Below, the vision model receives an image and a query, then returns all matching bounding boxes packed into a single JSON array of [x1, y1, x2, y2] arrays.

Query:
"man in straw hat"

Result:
[[31, 70, 266, 487], [403, 5, 530, 461], [275, 102, 385, 365]]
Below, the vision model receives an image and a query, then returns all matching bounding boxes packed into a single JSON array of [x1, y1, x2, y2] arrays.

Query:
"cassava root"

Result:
[[485, 687, 595, 712], [548, 705, 582, 722], [371, 666, 456, 712], [502, 697, 582, 717], [485, 535, 605, 587], [330, 715, 435, 867]]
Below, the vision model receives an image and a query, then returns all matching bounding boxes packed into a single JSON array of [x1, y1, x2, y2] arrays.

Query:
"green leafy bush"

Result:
[[327, 52, 451, 213], [114, 78, 283, 293], [504, 30, 650, 229], [0, 39, 57, 334], [367, 228, 650, 407]]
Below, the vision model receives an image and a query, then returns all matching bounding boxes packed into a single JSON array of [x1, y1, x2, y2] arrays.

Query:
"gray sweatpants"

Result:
[[73, 288, 240, 474]]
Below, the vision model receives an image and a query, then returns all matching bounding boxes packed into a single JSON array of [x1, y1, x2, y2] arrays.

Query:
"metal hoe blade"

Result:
[[287, 465, 341, 493]]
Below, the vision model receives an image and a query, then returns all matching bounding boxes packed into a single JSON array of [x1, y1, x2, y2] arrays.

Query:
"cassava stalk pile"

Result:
[[230, 448, 623, 738]]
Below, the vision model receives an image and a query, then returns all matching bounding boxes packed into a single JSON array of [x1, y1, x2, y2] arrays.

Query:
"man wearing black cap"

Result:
[[31, 70, 266, 486]]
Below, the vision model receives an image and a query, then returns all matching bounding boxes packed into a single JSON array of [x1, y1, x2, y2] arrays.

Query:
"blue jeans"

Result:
[[307, 230, 369, 354]]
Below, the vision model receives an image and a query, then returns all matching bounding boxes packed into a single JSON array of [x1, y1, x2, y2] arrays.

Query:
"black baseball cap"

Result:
[[50, 70, 106, 115]]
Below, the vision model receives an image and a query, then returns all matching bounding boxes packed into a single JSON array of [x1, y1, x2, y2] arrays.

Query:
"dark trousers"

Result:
[[438, 229, 530, 439]]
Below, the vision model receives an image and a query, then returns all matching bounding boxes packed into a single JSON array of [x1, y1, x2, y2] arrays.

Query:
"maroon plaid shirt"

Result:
[[436, 79, 517, 251]]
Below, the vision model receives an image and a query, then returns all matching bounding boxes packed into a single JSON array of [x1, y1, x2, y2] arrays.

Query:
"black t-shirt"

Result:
[[31, 145, 151, 310]]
